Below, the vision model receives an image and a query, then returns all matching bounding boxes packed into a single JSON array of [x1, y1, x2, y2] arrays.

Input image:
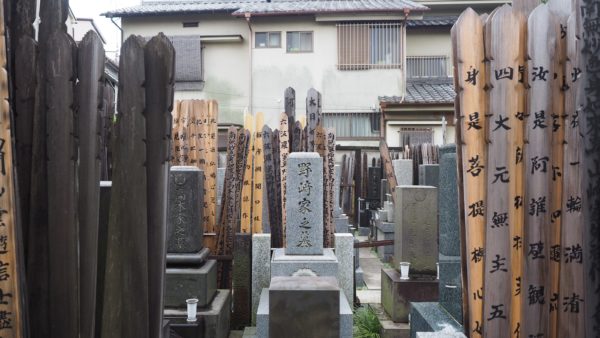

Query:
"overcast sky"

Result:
[[69, 0, 141, 59]]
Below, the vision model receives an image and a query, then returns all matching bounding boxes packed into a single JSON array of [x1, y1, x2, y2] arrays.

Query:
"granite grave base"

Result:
[[409, 302, 463, 338], [164, 259, 217, 308], [256, 282, 353, 338], [438, 255, 462, 324], [165, 289, 231, 338], [381, 269, 439, 323], [357, 226, 370, 236]]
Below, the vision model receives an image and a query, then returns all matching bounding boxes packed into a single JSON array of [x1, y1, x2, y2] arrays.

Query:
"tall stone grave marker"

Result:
[[285, 153, 323, 255], [393, 159, 413, 186]]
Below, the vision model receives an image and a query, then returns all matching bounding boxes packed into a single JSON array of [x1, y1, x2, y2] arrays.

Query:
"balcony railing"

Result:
[[406, 55, 451, 78], [322, 112, 381, 139]]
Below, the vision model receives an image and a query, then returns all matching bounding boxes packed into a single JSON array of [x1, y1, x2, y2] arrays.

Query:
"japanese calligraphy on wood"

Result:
[[252, 112, 265, 233]]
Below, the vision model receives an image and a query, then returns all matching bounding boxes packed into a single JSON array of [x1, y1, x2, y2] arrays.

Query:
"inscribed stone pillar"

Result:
[[394, 186, 438, 275], [438, 153, 459, 256], [285, 153, 323, 255], [167, 166, 204, 253]]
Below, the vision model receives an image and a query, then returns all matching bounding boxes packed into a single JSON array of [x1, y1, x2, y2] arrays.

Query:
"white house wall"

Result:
[[122, 14, 251, 125], [406, 28, 451, 57]]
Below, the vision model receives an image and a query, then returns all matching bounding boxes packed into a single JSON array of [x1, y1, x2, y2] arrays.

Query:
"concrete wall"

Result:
[[122, 14, 251, 125], [406, 28, 451, 57], [121, 14, 405, 127]]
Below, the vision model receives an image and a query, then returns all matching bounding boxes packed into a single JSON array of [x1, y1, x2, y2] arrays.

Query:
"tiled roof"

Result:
[[379, 78, 455, 105], [104, 0, 428, 18], [407, 15, 458, 27]]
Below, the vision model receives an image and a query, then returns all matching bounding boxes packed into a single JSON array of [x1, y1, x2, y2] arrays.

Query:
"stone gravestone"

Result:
[[418, 164, 440, 187], [393, 186, 438, 274], [285, 152, 323, 255], [393, 159, 413, 186], [334, 164, 350, 233], [164, 166, 231, 338], [381, 185, 439, 324]]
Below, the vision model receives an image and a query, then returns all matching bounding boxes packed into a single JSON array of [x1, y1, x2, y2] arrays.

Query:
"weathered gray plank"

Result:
[[76, 30, 105, 338], [144, 33, 175, 338], [306, 88, 321, 152], [101, 35, 149, 338], [46, 30, 78, 338], [284, 87, 295, 152], [522, 6, 557, 337]]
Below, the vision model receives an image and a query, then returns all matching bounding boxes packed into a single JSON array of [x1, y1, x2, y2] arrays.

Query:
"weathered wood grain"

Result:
[[324, 129, 336, 248], [306, 88, 321, 152], [523, 6, 557, 337], [272, 130, 282, 246], [46, 31, 78, 338], [262, 126, 279, 244], [0, 2, 24, 336], [101, 35, 149, 338], [205, 100, 219, 250], [76, 30, 105, 338], [144, 33, 174, 338], [241, 113, 254, 233], [279, 113, 290, 240], [453, 9, 487, 336], [252, 112, 264, 234], [284, 87, 295, 152]]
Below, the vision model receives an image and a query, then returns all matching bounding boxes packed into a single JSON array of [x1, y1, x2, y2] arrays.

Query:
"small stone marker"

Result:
[[393, 159, 414, 186], [167, 166, 204, 253], [418, 164, 440, 187], [394, 186, 438, 275], [285, 153, 323, 255]]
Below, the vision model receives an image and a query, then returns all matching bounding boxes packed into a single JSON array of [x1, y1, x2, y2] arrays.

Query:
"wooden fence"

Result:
[[453, 0, 596, 336]]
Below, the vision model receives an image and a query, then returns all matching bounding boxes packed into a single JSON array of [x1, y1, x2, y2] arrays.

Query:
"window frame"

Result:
[[255, 31, 282, 48], [286, 31, 314, 53]]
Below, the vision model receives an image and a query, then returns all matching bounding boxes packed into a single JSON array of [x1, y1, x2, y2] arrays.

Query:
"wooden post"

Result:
[[323, 129, 336, 247], [77, 31, 105, 338], [453, 9, 487, 336], [101, 36, 149, 338], [241, 113, 254, 234], [306, 88, 322, 152], [144, 34, 174, 338], [284, 87, 295, 152], [252, 112, 265, 234], [279, 113, 290, 240], [379, 140, 398, 204], [523, 6, 558, 337], [204, 101, 218, 251], [0, 2, 24, 335], [483, 6, 527, 337]]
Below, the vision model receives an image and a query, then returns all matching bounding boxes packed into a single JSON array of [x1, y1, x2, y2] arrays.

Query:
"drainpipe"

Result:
[[245, 13, 253, 116], [401, 8, 410, 105]]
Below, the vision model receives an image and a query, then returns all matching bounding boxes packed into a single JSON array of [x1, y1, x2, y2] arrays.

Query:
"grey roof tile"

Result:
[[379, 78, 455, 105], [407, 15, 458, 27], [105, 0, 428, 17]]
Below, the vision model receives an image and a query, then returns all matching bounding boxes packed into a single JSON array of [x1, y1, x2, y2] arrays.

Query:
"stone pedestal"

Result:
[[375, 220, 394, 263], [418, 164, 439, 187], [165, 289, 231, 338], [334, 215, 350, 233], [164, 260, 217, 308], [251, 234, 271, 325], [256, 279, 353, 338], [409, 302, 463, 338], [335, 233, 354, 304], [381, 269, 438, 323], [270, 248, 338, 277]]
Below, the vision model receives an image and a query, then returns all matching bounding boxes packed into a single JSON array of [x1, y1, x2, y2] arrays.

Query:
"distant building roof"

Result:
[[407, 15, 457, 27], [380, 78, 454, 105], [104, 0, 428, 18]]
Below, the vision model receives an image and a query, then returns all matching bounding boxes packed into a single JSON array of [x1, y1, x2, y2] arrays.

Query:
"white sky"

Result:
[[69, 0, 141, 59]]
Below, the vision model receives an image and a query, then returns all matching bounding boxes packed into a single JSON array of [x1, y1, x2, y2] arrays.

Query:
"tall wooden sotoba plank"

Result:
[[176, 100, 191, 165], [512, 0, 541, 17], [523, 6, 557, 337], [0, 3, 24, 335], [272, 130, 282, 247], [144, 34, 174, 338], [188, 100, 200, 167], [547, 1, 571, 336], [379, 140, 398, 204], [559, 13, 586, 338], [279, 113, 290, 239], [77, 31, 105, 338], [306, 88, 322, 152], [323, 129, 336, 248], [170, 101, 180, 165], [453, 9, 487, 337], [217, 127, 239, 288], [203, 100, 218, 251], [101, 36, 149, 338], [483, 6, 526, 338], [252, 112, 265, 233], [262, 126, 280, 245], [46, 31, 79, 338], [241, 113, 254, 233], [284, 87, 295, 152], [292, 120, 303, 152], [315, 124, 326, 159]]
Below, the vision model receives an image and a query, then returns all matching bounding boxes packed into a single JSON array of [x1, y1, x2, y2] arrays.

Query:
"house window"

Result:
[[398, 127, 433, 147], [322, 112, 380, 139], [255, 32, 281, 48], [286, 31, 313, 53], [407, 56, 449, 78], [337, 22, 403, 70]]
